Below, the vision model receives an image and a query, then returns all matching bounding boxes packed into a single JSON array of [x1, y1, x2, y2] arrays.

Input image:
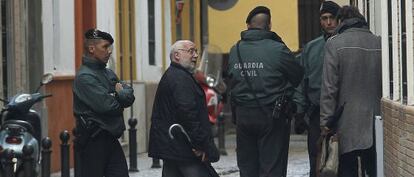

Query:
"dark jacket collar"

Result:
[[335, 18, 369, 34], [240, 29, 284, 44], [82, 55, 107, 70], [322, 31, 334, 41], [170, 62, 193, 75]]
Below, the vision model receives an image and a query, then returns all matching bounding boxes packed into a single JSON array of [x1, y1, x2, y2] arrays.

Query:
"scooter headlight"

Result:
[[14, 94, 31, 103]]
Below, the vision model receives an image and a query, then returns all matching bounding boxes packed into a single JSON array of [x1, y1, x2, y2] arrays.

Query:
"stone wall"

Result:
[[382, 98, 414, 177]]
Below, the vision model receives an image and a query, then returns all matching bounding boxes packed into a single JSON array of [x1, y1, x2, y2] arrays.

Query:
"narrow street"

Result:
[[133, 134, 310, 177]]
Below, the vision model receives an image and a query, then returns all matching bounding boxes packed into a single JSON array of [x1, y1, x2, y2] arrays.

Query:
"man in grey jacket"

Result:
[[320, 6, 381, 177]]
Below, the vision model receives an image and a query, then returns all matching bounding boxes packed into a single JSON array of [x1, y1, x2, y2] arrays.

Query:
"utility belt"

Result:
[[74, 115, 103, 150], [231, 94, 296, 124]]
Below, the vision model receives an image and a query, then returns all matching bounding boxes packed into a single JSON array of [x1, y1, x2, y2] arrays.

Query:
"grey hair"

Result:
[[170, 40, 193, 61]]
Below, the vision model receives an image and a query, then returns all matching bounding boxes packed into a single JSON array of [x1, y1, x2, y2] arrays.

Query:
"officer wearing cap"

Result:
[[227, 6, 303, 177], [292, 1, 340, 176], [73, 29, 135, 177]]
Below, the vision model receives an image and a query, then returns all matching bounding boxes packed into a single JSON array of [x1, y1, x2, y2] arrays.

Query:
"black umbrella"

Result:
[[168, 124, 220, 177]]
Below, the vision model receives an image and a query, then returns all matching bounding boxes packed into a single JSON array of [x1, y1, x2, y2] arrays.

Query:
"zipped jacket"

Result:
[[228, 29, 303, 107], [73, 56, 135, 138], [148, 63, 219, 162]]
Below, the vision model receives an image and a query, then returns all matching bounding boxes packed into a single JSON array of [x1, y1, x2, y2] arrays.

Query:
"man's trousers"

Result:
[[338, 146, 376, 177], [307, 107, 321, 177], [235, 106, 290, 177], [78, 130, 129, 177], [162, 160, 212, 177]]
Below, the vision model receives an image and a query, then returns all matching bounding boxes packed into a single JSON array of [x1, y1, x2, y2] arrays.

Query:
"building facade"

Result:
[[0, 0, 190, 172], [351, 0, 414, 176]]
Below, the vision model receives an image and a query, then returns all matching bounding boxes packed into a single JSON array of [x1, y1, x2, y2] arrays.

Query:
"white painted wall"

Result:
[[381, 0, 390, 99], [96, 0, 117, 71], [392, 0, 400, 101], [369, 0, 382, 35], [164, 0, 172, 67], [42, 0, 75, 76], [406, 0, 414, 105], [122, 82, 147, 153], [135, 0, 165, 82]]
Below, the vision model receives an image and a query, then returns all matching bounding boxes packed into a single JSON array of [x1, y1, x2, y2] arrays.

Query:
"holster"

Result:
[[272, 94, 296, 120], [74, 116, 102, 150]]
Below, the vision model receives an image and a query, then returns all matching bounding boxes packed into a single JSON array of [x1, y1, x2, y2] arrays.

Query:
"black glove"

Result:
[[294, 113, 308, 134]]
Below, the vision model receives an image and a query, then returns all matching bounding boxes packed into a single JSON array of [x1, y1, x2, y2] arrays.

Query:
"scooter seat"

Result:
[[2, 120, 35, 134]]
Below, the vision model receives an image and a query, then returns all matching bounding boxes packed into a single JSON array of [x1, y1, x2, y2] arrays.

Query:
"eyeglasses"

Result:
[[320, 15, 336, 21], [177, 48, 198, 55]]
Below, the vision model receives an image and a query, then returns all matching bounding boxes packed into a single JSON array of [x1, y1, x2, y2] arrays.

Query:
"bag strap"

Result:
[[236, 40, 271, 118]]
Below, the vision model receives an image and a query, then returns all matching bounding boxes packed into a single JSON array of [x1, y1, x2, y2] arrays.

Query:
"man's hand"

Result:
[[320, 126, 330, 136], [115, 83, 123, 92], [294, 113, 307, 134], [192, 149, 207, 162]]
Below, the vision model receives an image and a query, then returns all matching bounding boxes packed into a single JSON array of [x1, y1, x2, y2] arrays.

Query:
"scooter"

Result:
[[194, 71, 224, 125], [0, 73, 53, 177], [194, 45, 226, 128]]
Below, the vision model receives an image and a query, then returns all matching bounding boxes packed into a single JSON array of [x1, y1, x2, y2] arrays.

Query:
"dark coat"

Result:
[[148, 62, 219, 162], [227, 29, 303, 107], [293, 35, 326, 113], [73, 56, 135, 138], [320, 27, 381, 155]]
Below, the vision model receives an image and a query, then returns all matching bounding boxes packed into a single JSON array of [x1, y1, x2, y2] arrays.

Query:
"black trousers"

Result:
[[162, 160, 212, 177], [235, 106, 290, 177], [338, 146, 376, 177], [78, 130, 129, 177], [307, 108, 320, 177]]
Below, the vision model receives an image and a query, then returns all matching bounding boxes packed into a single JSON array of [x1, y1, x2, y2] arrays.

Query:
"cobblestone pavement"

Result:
[[132, 134, 310, 177], [51, 134, 310, 177]]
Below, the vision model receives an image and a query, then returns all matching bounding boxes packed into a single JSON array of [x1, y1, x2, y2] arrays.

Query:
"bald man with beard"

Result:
[[148, 40, 219, 177]]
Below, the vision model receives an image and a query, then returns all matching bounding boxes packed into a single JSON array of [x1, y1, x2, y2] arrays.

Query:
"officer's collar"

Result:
[[82, 55, 107, 70], [240, 29, 285, 44]]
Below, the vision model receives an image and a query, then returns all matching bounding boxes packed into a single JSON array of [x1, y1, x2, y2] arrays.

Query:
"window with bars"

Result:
[[148, 0, 155, 66], [401, 0, 407, 103], [388, 0, 393, 100]]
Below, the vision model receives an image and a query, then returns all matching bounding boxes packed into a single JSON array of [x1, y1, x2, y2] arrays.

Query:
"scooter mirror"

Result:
[[41, 73, 54, 85], [206, 75, 217, 88]]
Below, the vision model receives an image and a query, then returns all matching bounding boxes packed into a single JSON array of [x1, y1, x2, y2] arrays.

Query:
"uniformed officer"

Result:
[[293, 1, 340, 177], [73, 29, 135, 177], [227, 6, 304, 177]]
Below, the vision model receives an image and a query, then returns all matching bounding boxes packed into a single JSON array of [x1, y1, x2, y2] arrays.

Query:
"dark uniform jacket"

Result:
[[148, 62, 219, 162], [227, 29, 303, 107], [73, 56, 135, 138], [293, 35, 326, 113]]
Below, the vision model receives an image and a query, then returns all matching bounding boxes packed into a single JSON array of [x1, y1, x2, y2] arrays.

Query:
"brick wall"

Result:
[[382, 98, 414, 177]]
